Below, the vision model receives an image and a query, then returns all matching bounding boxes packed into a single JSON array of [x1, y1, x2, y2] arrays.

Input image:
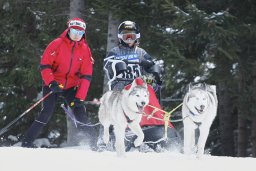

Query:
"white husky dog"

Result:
[[182, 83, 218, 158], [98, 78, 149, 156]]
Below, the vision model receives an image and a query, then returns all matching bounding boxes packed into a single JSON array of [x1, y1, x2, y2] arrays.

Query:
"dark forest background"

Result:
[[0, 0, 256, 157]]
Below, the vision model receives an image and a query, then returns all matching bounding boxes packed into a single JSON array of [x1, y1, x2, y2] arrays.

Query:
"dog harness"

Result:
[[122, 109, 142, 124], [124, 113, 134, 123], [184, 114, 202, 127]]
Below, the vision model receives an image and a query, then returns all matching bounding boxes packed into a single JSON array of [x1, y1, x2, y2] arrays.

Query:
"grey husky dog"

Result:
[[98, 78, 149, 156], [182, 83, 218, 158]]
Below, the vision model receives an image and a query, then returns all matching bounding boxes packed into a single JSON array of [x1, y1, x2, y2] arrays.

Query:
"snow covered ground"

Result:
[[0, 146, 255, 171]]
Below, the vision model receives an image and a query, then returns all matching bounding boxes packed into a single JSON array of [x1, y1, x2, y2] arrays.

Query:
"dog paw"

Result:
[[103, 135, 109, 144], [196, 154, 203, 159], [134, 137, 143, 147], [196, 151, 204, 159]]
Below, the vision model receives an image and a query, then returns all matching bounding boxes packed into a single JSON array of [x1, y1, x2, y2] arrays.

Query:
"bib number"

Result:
[[123, 64, 141, 79]]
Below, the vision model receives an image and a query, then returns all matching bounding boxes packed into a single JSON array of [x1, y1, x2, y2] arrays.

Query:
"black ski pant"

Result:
[[21, 86, 88, 147]]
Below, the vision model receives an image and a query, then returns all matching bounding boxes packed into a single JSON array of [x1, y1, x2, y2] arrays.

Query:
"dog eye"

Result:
[[136, 95, 139, 97]]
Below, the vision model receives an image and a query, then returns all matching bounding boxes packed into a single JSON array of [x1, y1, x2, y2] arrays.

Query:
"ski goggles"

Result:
[[70, 28, 85, 36], [121, 33, 137, 41]]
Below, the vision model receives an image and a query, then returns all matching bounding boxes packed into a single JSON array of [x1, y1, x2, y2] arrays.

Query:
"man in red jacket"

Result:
[[22, 18, 94, 148]]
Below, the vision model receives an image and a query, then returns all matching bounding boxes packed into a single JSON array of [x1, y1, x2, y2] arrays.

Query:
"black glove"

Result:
[[70, 98, 84, 108], [140, 59, 154, 68], [49, 81, 63, 93]]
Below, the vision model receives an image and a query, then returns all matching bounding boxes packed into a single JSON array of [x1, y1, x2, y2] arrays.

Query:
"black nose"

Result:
[[200, 105, 205, 110], [141, 102, 146, 106]]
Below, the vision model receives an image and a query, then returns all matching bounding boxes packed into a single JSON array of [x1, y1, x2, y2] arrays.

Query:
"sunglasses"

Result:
[[70, 28, 85, 36]]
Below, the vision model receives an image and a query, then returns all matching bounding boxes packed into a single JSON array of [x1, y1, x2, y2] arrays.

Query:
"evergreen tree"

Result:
[[1, 0, 256, 157]]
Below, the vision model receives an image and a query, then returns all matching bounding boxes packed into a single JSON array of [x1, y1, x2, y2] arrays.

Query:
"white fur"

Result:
[[182, 83, 218, 158], [98, 79, 149, 157]]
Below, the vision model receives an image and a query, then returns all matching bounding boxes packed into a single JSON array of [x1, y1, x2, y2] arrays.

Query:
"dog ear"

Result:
[[207, 93, 214, 104], [128, 79, 137, 90], [137, 77, 147, 89], [186, 95, 190, 103], [125, 77, 147, 91], [135, 77, 145, 85], [209, 85, 216, 94], [135, 77, 147, 87], [186, 94, 195, 103], [202, 82, 207, 90], [205, 84, 217, 96], [188, 83, 193, 92], [204, 84, 217, 105], [129, 77, 143, 90], [208, 85, 217, 101], [143, 82, 148, 89]]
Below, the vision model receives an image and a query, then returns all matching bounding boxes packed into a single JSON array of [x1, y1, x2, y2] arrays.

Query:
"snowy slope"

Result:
[[0, 147, 255, 171]]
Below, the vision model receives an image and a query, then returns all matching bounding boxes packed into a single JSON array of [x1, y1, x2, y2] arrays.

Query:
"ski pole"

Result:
[[0, 91, 52, 136]]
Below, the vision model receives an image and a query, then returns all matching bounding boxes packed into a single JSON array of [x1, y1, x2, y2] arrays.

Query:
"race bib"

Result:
[[120, 64, 141, 79]]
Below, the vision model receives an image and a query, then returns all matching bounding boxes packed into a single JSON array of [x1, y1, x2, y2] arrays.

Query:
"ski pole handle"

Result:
[[0, 91, 52, 136]]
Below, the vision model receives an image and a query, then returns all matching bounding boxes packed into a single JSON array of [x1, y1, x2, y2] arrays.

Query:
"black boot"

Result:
[[21, 120, 46, 148]]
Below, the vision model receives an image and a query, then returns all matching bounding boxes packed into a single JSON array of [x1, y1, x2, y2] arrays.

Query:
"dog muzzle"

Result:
[[136, 103, 145, 113]]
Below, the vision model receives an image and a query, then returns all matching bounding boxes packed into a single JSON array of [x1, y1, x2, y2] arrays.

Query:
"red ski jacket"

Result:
[[40, 28, 93, 100]]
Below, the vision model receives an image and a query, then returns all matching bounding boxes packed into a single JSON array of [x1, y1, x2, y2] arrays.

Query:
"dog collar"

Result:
[[122, 108, 135, 123], [185, 114, 202, 127], [123, 110, 142, 124], [184, 102, 198, 116], [189, 110, 197, 116], [124, 113, 134, 123]]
